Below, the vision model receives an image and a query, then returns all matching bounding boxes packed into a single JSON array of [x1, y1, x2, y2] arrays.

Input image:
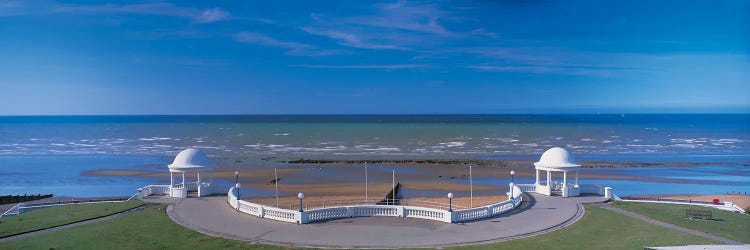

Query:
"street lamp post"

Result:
[[235, 183, 241, 210], [234, 171, 239, 184], [447, 193, 454, 212], [469, 165, 473, 208], [298, 192, 305, 212], [510, 170, 516, 199]]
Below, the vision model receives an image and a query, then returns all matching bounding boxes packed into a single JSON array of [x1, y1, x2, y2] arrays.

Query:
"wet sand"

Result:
[[86, 161, 746, 195], [86, 166, 732, 186], [285, 158, 744, 168]]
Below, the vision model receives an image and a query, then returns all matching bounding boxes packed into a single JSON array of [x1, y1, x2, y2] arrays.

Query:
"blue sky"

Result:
[[0, 0, 748, 115]]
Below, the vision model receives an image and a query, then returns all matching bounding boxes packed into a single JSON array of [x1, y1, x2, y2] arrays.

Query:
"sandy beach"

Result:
[[245, 194, 508, 211], [83, 159, 750, 201]]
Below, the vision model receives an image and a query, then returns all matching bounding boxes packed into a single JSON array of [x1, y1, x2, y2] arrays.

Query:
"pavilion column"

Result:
[[197, 172, 201, 185], [575, 171, 579, 186], [182, 172, 185, 185], [170, 171, 174, 187], [535, 169, 540, 184], [563, 171, 567, 188], [546, 170, 551, 187]]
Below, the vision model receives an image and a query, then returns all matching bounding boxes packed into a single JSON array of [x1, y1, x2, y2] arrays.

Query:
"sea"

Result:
[[0, 114, 748, 197]]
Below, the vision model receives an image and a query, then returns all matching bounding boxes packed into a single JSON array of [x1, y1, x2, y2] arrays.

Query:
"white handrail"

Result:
[[226, 184, 526, 224], [0, 203, 23, 217]]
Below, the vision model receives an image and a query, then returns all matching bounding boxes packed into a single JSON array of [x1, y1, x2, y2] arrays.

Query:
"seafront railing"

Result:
[[226, 184, 524, 224], [136, 183, 233, 199], [515, 183, 604, 196], [137, 185, 171, 199], [579, 184, 605, 195], [516, 184, 536, 193]]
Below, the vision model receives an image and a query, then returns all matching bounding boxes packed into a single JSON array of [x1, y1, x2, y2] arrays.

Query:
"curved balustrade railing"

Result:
[[227, 184, 524, 224]]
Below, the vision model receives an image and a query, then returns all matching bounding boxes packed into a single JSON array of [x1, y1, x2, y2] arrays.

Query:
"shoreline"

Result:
[[284, 158, 747, 168]]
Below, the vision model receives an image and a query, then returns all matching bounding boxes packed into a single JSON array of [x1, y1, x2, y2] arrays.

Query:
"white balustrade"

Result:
[[516, 184, 536, 192], [185, 183, 198, 192], [403, 206, 450, 222], [579, 184, 604, 195], [136, 185, 171, 198], [225, 184, 527, 224], [263, 206, 299, 223], [351, 206, 398, 217], [304, 207, 349, 222], [238, 200, 261, 216]]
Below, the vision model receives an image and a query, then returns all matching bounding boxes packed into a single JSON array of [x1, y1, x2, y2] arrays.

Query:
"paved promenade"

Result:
[[167, 193, 607, 248]]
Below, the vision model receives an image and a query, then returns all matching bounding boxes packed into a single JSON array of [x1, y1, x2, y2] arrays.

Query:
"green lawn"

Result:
[[1, 203, 718, 250], [0, 205, 282, 250], [613, 201, 750, 243], [0, 200, 145, 238], [452, 205, 718, 250]]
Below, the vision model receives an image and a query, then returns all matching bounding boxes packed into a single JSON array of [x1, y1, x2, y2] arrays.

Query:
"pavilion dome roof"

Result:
[[168, 148, 215, 170], [534, 147, 581, 168]]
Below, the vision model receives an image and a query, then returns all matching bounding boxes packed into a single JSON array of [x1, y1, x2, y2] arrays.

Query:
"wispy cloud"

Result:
[[466, 65, 628, 77], [126, 56, 230, 67], [292, 64, 428, 69], [301, 1, 486, 51], [351, 1, 453, 36], [2, 2, 229, 23], [194, 7, 229, 23], [301, 27, 410, 50], [234, 31, 342, 56], [454, 46, 662, 77]]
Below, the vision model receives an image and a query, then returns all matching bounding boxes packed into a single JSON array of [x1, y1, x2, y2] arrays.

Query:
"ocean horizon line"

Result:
[[1, 113, 749, 117]]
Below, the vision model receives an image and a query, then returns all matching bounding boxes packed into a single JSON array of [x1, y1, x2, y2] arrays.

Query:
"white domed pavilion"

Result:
[[533, 147, 581, 197], [168, 148, 216, 198]]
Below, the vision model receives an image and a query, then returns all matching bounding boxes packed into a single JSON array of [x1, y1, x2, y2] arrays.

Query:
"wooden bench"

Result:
[[685, 209, 712, 220]]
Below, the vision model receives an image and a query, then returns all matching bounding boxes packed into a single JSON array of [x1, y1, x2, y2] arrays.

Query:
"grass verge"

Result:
[[613, 201, 750, 243], [0, 204, 281, 250], [0, 200, 145, 238], [450, 205, 718, 249]]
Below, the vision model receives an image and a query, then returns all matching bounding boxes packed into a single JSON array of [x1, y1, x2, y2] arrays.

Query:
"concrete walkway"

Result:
[[168, 194, 607, 248], [591, 203, 743, 245], [0, 204, 155, 243]]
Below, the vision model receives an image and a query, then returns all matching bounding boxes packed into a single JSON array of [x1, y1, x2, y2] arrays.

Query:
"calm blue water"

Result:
[[0, 155, 168, 197], [0, 114, 747, 197]]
